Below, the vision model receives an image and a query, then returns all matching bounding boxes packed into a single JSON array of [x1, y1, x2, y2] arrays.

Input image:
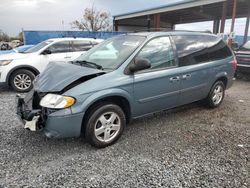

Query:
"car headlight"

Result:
[[0, 60, 12, 66], [40, 94, 75, 109]]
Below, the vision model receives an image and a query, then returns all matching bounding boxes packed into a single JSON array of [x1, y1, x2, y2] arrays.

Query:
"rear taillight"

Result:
[[231, 58, 237, 71]]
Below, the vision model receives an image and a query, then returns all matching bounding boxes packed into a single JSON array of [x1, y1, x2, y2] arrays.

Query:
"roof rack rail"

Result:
[[133, 28, 212, 34], [133, 28, 172, 33]]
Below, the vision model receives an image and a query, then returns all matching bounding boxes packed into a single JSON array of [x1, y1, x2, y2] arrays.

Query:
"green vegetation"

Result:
[[0, 30, 23, 42]]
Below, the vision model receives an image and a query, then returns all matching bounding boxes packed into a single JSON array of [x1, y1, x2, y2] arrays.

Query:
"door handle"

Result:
[[182, 74, 191, 80], [64, 56, 72, 59], [170, 76, 180, 82]]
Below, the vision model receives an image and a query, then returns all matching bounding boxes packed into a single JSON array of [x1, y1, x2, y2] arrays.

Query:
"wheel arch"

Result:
[[84, 95, 131, 122], [214, 74, 228, 88], [7, 65, 40, 85], [81, 91, 132, 134]]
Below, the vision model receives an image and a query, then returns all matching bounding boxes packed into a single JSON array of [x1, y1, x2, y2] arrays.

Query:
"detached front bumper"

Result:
[[16, 93, 43, 131], [16, 92, 84, 138]]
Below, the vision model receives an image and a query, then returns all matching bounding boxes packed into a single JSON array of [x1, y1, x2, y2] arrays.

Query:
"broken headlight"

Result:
[[40, 94, 75, 109]]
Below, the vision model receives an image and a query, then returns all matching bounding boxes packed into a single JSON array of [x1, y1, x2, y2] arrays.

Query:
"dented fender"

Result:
[[70, 88, 133, 115]]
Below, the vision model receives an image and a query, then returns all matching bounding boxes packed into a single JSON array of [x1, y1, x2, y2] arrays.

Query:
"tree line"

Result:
[[0, 31, 23, 42]]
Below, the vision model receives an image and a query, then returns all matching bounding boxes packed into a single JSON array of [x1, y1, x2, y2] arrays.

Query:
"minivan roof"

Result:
[[127, 31, 215, 38]]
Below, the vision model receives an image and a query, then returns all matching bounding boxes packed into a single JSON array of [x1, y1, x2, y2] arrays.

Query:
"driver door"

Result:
[[38, 41, 70, 72], [132, 36, 181, 117]]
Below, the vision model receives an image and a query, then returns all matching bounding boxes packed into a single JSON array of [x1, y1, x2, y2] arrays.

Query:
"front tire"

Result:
[[206, 81, 225, 108], [9, 69, 35, 92], [84, 102, 126, 148]]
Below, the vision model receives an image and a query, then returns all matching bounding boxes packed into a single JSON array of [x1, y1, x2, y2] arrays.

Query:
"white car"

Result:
[[0, 37, 103, 92]]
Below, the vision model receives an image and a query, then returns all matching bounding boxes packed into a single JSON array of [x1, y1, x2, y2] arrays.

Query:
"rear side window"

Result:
[[208, 40, 232, 61], [47, 41, 71, 54], [172, 35, 232, 66], [72, 41, 93, 52]]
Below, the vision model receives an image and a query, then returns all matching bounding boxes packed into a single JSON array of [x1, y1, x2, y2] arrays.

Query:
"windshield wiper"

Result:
[[74, 60, 103, 70]]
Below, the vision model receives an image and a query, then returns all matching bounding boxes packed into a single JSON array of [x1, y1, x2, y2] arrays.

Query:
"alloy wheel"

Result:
[[94, 112, 121, 142], [212, 85, 223, 105], [13, 74, 32, 91]]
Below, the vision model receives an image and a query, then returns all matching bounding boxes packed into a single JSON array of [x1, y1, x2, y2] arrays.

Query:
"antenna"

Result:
[[62, 20, 65, 31]]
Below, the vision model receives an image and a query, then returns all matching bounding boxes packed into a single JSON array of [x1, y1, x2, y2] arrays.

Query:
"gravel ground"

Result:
[[0, 76, 249, 188]]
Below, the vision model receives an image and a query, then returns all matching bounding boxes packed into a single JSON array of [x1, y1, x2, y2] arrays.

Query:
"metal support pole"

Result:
[[220, 0, 227, 33], [244, 5, 250, 44], [154, 14, 160, 31], [114, 20, 118, 31], [229, 0, 237, 47], [213, 19, 220, 34], [230, 0, 237, 32], [171, 23, 175, 31], [213, 20, 216, 34], [147, 15, 151, 32], [113, 18, 115, 31]]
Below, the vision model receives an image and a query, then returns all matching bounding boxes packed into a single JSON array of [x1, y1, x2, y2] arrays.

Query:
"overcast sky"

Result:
[[0, 0, 248, 36]]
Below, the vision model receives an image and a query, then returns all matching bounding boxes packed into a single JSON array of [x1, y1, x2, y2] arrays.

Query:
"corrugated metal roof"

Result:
[[114, 0, 225, 20]]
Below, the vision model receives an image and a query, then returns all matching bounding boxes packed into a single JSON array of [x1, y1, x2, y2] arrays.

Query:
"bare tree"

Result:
[[71, 5, 112, 31], [0, 31, 10, 42]]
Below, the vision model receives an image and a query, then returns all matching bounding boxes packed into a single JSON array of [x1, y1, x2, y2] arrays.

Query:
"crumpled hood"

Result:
[[0, 52, 31, 60], [34, 62, 105, 93]]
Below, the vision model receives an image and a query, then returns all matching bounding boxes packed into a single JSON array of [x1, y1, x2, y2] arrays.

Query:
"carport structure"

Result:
[[113, 0, 250, 43]]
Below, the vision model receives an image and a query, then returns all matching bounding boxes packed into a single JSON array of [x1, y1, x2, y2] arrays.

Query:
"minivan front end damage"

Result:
[[16, 90, 85, 138], [16, 62, 106, 138], [16, 90, 45, 131]]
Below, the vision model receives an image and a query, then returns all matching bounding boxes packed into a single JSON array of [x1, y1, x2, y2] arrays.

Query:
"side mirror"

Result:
[[41, 49, 52, 55], [127, 58, 151, 74]]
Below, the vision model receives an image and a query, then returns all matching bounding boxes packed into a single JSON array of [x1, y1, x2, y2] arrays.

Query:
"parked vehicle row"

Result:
[[0, 45, 34, 55], [0, 43, 12, 51], [0, 37, 103, 92], [235, 40, 250, 74], [16, 32, 236, 148]]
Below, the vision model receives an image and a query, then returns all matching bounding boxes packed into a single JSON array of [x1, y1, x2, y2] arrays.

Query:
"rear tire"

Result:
[[10, 69, 35, 92], [84, 102, 126, 148], [206, 81, 225, 108]]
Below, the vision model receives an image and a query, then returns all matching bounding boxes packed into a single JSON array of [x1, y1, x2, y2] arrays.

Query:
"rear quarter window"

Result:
[[172, 35, 232, 66], [72, 41, 93, 52]]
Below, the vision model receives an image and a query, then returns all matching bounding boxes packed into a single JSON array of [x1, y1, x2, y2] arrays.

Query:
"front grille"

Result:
[[32, 91, 46, 109]]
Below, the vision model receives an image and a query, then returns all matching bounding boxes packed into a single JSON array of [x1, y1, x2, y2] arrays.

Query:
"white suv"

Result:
[[0, 37, 103, 92]]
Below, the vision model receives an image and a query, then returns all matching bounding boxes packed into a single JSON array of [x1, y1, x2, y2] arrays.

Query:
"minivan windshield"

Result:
[[75, 35, 145, 70], [23, 40, 53, 53]]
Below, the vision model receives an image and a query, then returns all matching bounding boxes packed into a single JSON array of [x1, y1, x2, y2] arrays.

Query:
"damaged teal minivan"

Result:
[[16, 32, 236, 148]]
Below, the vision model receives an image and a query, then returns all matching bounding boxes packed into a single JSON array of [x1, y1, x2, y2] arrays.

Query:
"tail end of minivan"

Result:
[[231, 56, 238, 71]]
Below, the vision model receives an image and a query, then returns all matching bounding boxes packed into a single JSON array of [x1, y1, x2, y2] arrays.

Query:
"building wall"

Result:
[[116, 20, 173, 32], [117, 26, 148, 32]]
